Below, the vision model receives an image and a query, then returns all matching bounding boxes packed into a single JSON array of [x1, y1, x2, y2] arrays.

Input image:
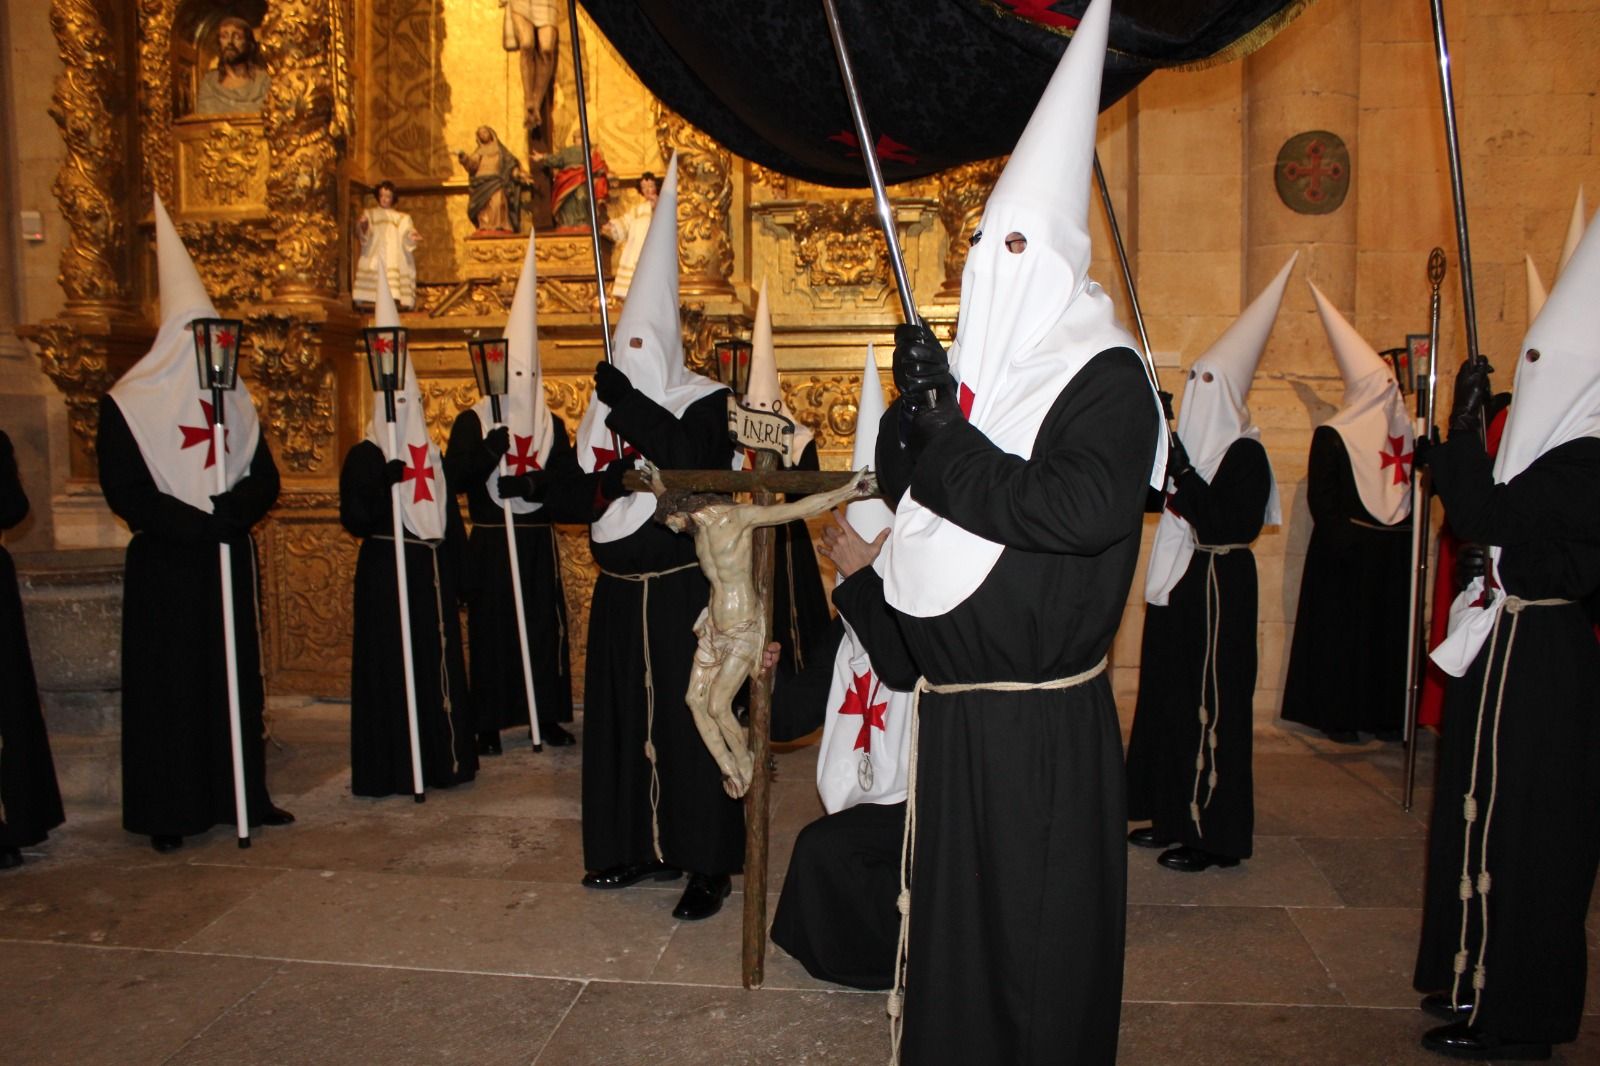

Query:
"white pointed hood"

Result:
[[1312, 282, 1413, 526], [1433, 205, 1600, 677], [1526, 254, 1548, 325], [1559, 186, 1586, 275], [1144, 253, 1293, 605], [474, 235, 555, 515], [883, 0, 1166, 618], [818, 342, 911, 813], [736, 278, 814, 467], [575, 154, 725, 543], [109, 194, 261, 513], [365, 268, 447, 540]]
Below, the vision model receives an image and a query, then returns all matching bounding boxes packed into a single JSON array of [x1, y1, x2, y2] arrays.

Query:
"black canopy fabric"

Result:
[[583, 1, 1311, 187]]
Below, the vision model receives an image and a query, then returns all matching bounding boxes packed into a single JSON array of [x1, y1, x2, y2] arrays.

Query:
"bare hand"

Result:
[[819, 510, 888, 579]]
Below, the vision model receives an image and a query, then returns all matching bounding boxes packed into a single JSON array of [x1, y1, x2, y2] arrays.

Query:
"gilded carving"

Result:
[[175, 218, 277, 306], [935, 158, 1004, 296], [262, 0, 345, 299], [557, 525, 596, 682], [679, 300, 746, 379], [543, 377, 593, 431], [791, 201, 890, 288], [747, 161, 792, 200], [419, 378, 480, 451], [654, 103, 734, 296], [265, 511, 358, 687], [365, 0, 450, 180], [195, 122, 266, 205], [30, 321, 114, 461], [781, 374, 880, 453], [50, 0, 131, 308], [246, 313, 336, 473], [137, 0, 177, 204]]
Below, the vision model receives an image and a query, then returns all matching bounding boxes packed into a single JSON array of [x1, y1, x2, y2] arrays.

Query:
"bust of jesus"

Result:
[[196, 16, 270, 116]]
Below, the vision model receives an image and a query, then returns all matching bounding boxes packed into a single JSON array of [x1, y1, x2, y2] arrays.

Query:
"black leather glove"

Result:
[[1455, 542, 1489, 587], [906, 386, 964, 464], [1157, 389, 1175, 422], [1449, 358, 1494, 437], [594, 361, 636, 407], [497, 472, 545, 500], [383, 459, 406, 486], [599, 457, 633, 501], [209, 491, 251, 538], [892, 321, 953, 403], [1411, 426, 1440, 470], [484, 425, 511, 457], [1165, 432, 1194, 484]]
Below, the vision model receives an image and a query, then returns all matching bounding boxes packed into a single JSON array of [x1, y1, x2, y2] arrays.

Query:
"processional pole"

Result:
[[565, 0, 623, 460], [1092, 152, 1174, 431], [1402, 250, 1447, 812]]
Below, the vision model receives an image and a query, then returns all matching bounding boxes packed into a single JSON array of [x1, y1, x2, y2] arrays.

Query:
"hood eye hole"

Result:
[[1202, 371, 1214, 383], [968, 230, 983, 248], [629, 337, 643, 348], [1004, 232, 1027, 254], [1527, 348, 1541, 362]]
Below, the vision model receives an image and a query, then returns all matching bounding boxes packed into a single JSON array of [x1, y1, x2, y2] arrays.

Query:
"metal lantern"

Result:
[[712, 337, 753, 397], [190, 317, 244, 394], [467, 337, 510, 398], [363, 324, 408, 422]]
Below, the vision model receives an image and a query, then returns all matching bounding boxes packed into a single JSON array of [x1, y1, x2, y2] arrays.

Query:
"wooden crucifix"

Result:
[[625, 397, 872, 989]]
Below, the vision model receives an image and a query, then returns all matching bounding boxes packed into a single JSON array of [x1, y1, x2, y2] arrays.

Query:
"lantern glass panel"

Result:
[[362, 326, 407, 392], [713, 338, 753, 396], [190, 317, 243, 391], [468, 338, 510, 397]]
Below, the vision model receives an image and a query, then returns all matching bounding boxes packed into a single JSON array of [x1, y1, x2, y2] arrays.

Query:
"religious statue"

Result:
[[457, 127, 530, 235], [353, 182, 421, 309], [195, 15, 270, 116], [648, 464, 877, 798], [501, 0, 558, 135], [534, 145, 608, 231], [602, 171, 659, 299]]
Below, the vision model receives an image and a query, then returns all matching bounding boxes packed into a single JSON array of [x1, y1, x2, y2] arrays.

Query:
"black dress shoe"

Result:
[[261, 806, 296, 827], [478, 732, 503, 756], [1421, 1021, 1551, 1060], [1127, 826, 1170, 849], [672, 873, 732, 921], [1420, 991, 1475, 1021], [1157, 845, 1241, 873], [151, 835, 183, 853], [581, 860, 681, 890], [0, 846, 22, 870], [1324, 729, 1362, 744], [540, 722, 576, 747]]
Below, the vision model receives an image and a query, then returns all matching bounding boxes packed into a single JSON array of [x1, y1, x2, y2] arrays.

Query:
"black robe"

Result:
[[1281, 425, 1411, 735], [0, 432, 64, 850], [770, 616, 910, 991], [568, 389, 745, 876], [444, 410, 578, 736], [97, 397, 279, 838], [1413, 435, 1600, 1046], [834, 348, 1158, 1066], [1125, 437, 1271, 860], [340, 441, 477, 797]]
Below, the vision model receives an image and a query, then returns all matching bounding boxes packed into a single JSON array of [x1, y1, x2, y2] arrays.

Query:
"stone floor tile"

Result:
[[0, 860, 283, 949], [1294, 836, 1428, 908], [1124, 904, 1342, 1005], [1256, 782, 1427, 839], [1287, 907, 1425, 1009], [1126, 835, 1343, 908], [0, 941, 278, 1066], [178, 868, 681, 981], [1118, 1002, 1451, 1065], [649, 892, 840, 991], [534, 981, 887, 1065], [165, 959, 583, 1066]]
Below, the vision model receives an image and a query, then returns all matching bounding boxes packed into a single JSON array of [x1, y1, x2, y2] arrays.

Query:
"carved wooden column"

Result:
[[933, 158, 1003, 306]]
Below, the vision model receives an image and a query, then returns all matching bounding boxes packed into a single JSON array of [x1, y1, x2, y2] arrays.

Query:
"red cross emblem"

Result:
[[1283, 139, 1346, 205], [958, 382, 975, 418], [836, 669, 888, 753], [592, 442, 638, 468], [996, 1, 1079, 28], [178, 399, 228, 469], [1379, 434, 1413, 485], [505, 434, 541, 476], [403, 442, 436, 503], [828, 131, 919, 165]]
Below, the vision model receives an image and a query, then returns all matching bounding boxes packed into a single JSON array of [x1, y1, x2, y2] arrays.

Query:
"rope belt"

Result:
[[1449, 594, 1574, 1025], [599, 560, 700, 863], [1349, 517, 1410, 532], [371, 533, 460, 774], [1186, 543, 1250, 835], [887, 656, 1109, 1064]]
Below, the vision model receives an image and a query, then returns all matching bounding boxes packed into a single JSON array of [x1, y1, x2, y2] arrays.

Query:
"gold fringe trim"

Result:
[[973, 0, 1318, 71]]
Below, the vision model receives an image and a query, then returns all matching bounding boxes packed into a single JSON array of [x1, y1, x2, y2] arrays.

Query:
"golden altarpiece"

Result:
[[25, 0, 1002, 696]]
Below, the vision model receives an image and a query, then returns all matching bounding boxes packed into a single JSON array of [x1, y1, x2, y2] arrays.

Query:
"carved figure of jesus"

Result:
[[651, 466, 877, 798]]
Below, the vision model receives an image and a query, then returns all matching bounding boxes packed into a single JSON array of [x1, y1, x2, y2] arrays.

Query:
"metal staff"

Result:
[[1092, 151, 1173, 429], [566, 0, 623, 461], [820, 0, 917, 325], [193, 318, 252, 847], [1428, 0, 1491, 438], [1402, 249, 1447, 811]]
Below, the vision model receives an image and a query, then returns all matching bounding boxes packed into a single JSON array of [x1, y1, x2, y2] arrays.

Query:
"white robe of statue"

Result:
[[354, 206, 419, 309]]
